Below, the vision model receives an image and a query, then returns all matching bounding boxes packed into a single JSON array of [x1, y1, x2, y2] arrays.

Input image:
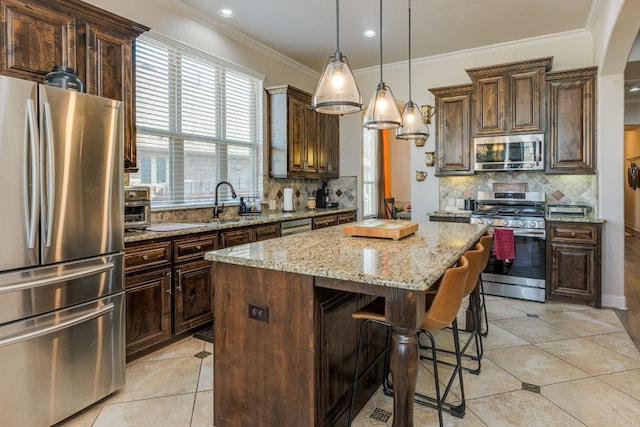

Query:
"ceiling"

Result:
[[178, 0, 599, 72]]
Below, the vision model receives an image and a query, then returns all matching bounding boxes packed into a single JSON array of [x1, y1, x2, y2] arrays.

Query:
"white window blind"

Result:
[[362, 128, 378, 218], [130, 35, 264, 208]]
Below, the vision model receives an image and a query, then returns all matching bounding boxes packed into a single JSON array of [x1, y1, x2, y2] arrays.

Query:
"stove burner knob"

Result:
[[529, 221, 537, 228], [486, 219, 493, 225], [476, 218, 484, 224], [503, 220, 510, 226], [518, 220, 526, 227]]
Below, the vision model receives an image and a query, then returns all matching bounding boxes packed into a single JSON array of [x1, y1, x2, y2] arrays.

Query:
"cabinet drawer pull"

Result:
[[571, 232, 576, 236], [142, 254, 149, 260], [196, 245, 202, 250]]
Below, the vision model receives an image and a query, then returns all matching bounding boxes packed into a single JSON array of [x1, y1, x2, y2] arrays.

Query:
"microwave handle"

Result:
[[536, 139, 542, 164]]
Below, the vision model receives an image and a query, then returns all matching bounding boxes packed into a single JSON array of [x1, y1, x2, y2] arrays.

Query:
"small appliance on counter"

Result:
[[547, 204, 590, 217], [316, 181, 328, 209], [124, 186, 151, 230]]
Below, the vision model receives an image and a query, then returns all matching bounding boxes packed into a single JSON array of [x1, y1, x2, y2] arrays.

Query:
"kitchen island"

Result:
[[205, 220, 487, 427]]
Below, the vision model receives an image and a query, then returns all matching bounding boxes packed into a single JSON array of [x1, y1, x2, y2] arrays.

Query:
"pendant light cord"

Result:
[[335, 0, 340, 55], [378, 0, 383, 85], [408, 0, 413, 102]]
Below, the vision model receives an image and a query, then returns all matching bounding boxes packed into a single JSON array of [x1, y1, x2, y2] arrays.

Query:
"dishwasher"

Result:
[[280, 218, 312, 236]]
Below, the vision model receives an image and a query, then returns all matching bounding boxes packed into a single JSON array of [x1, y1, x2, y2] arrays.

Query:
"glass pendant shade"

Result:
[[363, 82, 402, 129], [396, 101, 428, 139], [313, 52, 362, 114]]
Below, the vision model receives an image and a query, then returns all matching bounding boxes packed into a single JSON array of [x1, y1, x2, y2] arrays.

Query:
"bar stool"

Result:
[[423, 242, 485, 374], [478, 231, 494, 337], [348, 255, 470, 427]]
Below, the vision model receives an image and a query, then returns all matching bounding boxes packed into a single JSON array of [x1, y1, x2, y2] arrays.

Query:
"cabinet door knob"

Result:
[[142, 254, 149, 260], [196, 245, 202, 250], [571, 232, 576, 236]]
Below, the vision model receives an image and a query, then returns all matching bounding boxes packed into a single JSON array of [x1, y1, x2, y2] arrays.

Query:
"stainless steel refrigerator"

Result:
[[0, 75, 125, 426]]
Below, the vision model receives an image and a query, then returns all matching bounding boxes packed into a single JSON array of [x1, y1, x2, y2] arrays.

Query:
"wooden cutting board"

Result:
[[342, 219, 418, 240]]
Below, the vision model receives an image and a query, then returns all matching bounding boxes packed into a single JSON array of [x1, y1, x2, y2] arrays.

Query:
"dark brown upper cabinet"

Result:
[[266, 85, 340, 179], [0, 0, 148, 172], [429, 84, 474, 176], [467, 57, 552, 137], [545, 67, 597, 174]]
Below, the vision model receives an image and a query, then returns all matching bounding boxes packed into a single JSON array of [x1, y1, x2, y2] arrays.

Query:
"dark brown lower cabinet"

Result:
[[174, 259, 214, 334], [546, 221, 602, 308], [125, 268, 172, 356]]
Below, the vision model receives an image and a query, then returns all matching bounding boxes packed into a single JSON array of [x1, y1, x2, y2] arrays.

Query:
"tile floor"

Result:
[[57, 296, 640, 427]]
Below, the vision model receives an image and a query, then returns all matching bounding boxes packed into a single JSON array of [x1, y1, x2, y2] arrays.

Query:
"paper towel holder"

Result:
[[283, 188, 295, 212]]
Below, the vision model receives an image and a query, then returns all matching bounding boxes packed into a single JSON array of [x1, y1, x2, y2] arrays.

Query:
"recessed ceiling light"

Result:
[[217, 8, 235, 18], [362, 29, 377, 38]]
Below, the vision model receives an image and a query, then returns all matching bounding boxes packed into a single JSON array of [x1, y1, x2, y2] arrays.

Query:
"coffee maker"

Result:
[[315, 181, 328, 209]]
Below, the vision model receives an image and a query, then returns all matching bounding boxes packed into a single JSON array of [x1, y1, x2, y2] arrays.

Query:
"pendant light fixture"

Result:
[[396, 0, 428, 140], [312, 0, 362, 114], [362, 0, 402, 129]]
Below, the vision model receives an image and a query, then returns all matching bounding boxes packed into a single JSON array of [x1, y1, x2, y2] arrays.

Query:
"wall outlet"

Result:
[[268, 200, 276, 210], [248, 303, 269, 323]]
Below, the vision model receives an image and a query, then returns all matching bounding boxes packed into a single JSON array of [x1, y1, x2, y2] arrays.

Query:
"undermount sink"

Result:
[[207, 216, 264, 224]]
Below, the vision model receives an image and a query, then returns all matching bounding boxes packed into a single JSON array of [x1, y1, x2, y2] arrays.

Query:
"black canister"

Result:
[[464, 199, 477, 211], [44, 66, 84, 92]]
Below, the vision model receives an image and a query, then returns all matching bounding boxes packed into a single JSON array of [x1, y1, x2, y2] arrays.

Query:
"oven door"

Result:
[[482, 228, 546, 302]]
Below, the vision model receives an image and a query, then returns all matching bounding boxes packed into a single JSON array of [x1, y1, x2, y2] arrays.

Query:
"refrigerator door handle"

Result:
[[42, 101, 55, 248], [0, 261, 115, 294], [24, 99, 39, 249], [0, 302, 114, 348]]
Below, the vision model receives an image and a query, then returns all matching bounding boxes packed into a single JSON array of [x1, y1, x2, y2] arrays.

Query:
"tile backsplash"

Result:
[[148, 176, 357, 224], [263, 176, 357, 211], [439, 172, 598, 213]]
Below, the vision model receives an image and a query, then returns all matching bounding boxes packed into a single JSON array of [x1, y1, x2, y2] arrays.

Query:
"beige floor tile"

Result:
[[485, 345, 589, 385], [467, 389, 584, 427], [542, 377, 640, 426], [584, 331, 640, 361], [499, 298, 569, 316], [481, 323, 529, 350], [539, 310, 623, 337], [132, 336, 206, 363], [198, 353, 214, 392], [457, 358, 522, 399], [192, 390, 214, 427], [484, 300, 528, 321], [93, 393, 195, 427], [57, 402, 103, 426], [107, 355, 202, 403], [492, 317, 577, 343], [537, 337, 640, 375], [581, 307, 626, 327], [597, 368, 640, 400]]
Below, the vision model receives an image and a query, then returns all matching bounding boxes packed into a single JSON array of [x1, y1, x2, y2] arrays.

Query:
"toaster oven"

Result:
[[124, 186, 151, 230]]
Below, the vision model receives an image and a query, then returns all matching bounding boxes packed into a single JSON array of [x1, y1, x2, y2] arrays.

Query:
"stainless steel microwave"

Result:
[[474, 134, 544, 171], [124, 186, 151, 230]]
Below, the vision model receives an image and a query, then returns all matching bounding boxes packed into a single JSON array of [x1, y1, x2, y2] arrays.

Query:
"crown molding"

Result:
[[155, 0, 319, 79]]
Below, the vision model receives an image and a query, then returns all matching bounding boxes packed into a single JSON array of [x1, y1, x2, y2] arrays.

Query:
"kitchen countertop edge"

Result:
[[124, 207, 357, 243]]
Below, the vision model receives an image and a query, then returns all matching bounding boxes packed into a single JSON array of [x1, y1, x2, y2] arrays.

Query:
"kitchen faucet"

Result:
[[213, 181, 237, 218]]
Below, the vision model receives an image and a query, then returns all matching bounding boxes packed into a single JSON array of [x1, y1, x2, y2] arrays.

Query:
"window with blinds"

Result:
[[130, 35, 264, 208], [362, 128, 378, 218]]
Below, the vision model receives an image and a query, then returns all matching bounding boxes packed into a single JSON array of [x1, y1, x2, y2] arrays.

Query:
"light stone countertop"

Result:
[[545, 214, 605, 224], [205, 221, 488, 291], [124, 207, 357, 243]]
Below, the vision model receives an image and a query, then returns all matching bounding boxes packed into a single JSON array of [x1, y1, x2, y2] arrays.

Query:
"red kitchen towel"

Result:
[[493, 228, 515, 260]]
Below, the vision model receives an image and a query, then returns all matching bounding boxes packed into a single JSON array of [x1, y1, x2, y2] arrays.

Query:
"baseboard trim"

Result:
[[602, 293, 627, 310]]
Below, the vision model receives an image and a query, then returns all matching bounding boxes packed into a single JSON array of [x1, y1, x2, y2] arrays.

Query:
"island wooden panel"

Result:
[[213, 263, 386, 427]]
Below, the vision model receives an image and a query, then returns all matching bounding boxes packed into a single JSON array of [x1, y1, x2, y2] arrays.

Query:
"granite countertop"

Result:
[[205, 221, 487, 291], [124, 207, 357, 243], [429, 209, 473, 217], [546, 214, 606, 224]]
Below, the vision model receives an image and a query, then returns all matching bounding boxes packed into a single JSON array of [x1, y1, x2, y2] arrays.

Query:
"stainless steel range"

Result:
[[470, 191, 546, 302]]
